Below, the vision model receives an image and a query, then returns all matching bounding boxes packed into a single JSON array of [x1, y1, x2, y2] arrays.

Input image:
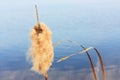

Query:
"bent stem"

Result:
[[66, 40, 106, 80], [94, 48, 106, 80], [57, 47, 93, 62], [81, 45, 97, 80], [55, 40, 106, 80]]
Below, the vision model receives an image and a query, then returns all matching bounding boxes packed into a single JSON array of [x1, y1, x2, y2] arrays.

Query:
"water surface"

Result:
[[0, 1, 120, 80]]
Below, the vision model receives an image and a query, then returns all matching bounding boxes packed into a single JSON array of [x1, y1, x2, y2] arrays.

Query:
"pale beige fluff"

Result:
[[29, 22, 54, 77]]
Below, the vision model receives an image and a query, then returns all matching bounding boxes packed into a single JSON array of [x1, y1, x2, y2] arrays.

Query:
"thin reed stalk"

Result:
[[35, 5, 40, 25], [57, 47, 93, 62], [29, 4, 54, 80], [34, 5, 42, 34], [94, 48, 106, 80], [67, 40, 106, 80], [56, 40, 106, 80], [81, 45, 97, 80]]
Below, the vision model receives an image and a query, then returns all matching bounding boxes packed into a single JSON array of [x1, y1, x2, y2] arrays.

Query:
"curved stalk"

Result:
[[63, 40, 106, 80], [94, 48, 106, 80], [55, 40, 106, 80], [81, 45, 97, 80]]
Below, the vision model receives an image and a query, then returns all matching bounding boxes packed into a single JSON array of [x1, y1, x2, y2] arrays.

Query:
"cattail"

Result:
[[29, 22, 54, 80], [28, 5, 54, 80]]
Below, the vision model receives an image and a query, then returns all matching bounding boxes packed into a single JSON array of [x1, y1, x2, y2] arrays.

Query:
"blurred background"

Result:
[[0, 0, 120, 80]]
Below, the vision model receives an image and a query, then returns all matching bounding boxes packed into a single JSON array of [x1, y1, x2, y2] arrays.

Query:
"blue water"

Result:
[[0, 1, 120, 80]]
